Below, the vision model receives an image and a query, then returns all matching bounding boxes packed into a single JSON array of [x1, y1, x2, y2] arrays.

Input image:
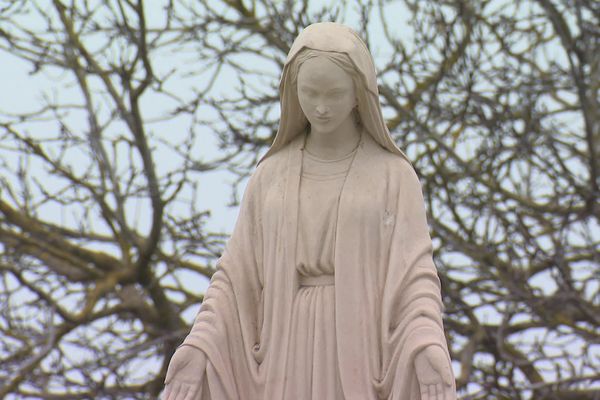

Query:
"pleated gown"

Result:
[[283, 146, 356, 399]]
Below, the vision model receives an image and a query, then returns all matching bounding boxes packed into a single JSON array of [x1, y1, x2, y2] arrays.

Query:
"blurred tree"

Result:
[[0, 0, 598, 399]]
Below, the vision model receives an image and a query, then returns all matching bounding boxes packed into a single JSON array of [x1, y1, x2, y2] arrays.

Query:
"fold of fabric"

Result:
[[182, 134, 455, 399]]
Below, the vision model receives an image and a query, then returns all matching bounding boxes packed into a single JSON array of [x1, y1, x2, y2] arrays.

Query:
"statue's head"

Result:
[[259, 22, 409, 164]]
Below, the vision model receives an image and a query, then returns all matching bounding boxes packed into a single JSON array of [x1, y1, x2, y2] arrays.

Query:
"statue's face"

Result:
[[297, 56, 357, 135]]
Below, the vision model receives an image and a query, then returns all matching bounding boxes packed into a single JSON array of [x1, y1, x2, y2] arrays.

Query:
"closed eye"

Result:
[[299, 86, 318, 96], [328, 90, 346, 96]]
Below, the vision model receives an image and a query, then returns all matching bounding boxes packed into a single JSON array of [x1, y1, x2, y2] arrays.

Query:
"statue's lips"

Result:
[[315, 116, 331, 122]]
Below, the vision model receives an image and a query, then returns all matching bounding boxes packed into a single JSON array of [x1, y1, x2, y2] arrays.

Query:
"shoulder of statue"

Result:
[[361, 134, 414, 175]]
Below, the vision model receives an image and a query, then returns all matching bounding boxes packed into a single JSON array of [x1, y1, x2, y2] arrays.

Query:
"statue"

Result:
[[163, 22, 456, 400]]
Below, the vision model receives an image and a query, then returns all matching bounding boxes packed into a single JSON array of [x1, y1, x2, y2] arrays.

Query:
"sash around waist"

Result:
[[298, 274, 334, 286]]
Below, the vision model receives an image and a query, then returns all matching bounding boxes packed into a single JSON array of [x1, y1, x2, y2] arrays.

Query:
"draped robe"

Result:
[[182, 133, 454, 399]]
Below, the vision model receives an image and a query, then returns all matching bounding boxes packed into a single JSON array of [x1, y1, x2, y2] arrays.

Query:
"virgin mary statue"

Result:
[[163, 22, 456, 400]]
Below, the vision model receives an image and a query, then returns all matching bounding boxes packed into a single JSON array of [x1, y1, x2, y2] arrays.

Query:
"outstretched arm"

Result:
[[385, 160, 456, 400]]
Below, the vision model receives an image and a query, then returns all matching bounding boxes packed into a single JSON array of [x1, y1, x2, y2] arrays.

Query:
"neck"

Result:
[[305, 119, 361, 160]]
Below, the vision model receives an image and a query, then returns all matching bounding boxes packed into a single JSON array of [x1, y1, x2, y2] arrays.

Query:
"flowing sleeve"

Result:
[[379, 161, 455, 399], [181, 165, 264, 398]]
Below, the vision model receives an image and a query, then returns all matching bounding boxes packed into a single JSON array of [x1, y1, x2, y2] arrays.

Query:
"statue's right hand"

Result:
[[162, 345, 207, 400]]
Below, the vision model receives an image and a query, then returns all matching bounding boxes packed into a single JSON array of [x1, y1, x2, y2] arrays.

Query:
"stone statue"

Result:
[[163, 22, 456, 400]]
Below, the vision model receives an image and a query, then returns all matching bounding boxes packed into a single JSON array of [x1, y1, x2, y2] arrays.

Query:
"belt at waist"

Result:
[[298, 274, 334, 286]]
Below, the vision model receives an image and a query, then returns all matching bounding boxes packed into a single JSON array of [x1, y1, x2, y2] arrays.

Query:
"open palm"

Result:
[[163, 345, 207, 400], [414, 344, 455, 400]]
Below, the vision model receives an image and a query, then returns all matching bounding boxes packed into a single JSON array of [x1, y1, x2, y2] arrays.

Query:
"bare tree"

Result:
[[0, 1, 226, 397], [0, 0, 598, 399]]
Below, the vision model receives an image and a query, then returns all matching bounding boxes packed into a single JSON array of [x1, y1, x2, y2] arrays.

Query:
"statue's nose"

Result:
[[315, 104, 329, 115]]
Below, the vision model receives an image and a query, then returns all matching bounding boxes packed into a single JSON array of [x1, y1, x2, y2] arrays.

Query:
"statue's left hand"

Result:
[[414, 344, 454, 400]]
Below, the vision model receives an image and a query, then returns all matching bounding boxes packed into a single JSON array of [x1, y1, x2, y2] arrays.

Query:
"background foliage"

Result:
[[0, 0, 598, 398]]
